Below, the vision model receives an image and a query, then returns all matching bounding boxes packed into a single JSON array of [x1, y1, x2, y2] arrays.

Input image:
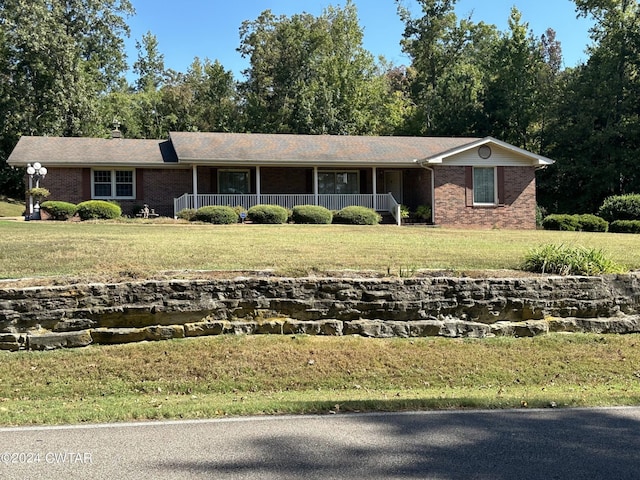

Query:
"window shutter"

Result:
[[497, 166, 505, 205], [465, 166, 473, 207], [82, 168, 91, 200], [136, 169, 144, 200]]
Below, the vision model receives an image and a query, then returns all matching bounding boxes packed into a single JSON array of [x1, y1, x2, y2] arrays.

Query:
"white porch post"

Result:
[[372, 167, 377, 211], [255, 166, 261, 203], [192, 165, 198, 210], [313, 166, 319, 206]]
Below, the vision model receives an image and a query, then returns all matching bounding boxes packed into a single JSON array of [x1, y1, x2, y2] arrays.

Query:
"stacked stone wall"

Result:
[[1, 274, 639, 350]]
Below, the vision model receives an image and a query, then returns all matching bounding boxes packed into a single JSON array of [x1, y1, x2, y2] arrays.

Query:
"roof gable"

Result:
[[420, 137, 554, 166]]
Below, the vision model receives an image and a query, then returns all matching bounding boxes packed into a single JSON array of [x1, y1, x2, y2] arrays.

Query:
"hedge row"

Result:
[[180, 204, 381, 225], [541, 214, 608, 232], [40, 200, 122, 221], [610, 220, 640, 234]]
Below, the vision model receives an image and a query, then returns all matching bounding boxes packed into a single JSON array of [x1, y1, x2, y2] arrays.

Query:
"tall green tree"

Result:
[[540, 0, 640, 213], [0, 0, 134, 195], [238, 2, 400, 135], [131, 31, 166, 138], [396, 0, 499, 136], [483, 8, 550, 150]]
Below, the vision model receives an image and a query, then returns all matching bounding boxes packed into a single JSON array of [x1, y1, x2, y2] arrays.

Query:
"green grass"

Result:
[[0, 198, 24, 217], [0, 221, 639, 281], [1, 221, 640, 426], [0, 334, 639, 425]]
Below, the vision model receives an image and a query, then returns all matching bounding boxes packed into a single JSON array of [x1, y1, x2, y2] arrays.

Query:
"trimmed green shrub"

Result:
[[542, 214, 608, 232], [521, 244, 625, 276], [76, 200, 121, 220], [333, 206, 381, 225], [194, 206, 238, 224], [176, 208, 196, 221], [291, 205, 333, 224], [610, 220, 640, 234], [40, 201, 77, 221], [575, 214, 608, 232], [541, 214, 580, 231], [247, 204, 289, 224], [598, 194, 640, 222]]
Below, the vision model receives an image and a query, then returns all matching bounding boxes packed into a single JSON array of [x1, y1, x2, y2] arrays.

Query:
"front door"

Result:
[[384, 170, 403, 203]]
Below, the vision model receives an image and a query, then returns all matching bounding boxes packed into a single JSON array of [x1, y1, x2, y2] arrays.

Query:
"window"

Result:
[[218, 169, 250, 194], [318, 171, 359, 194], [92, 170, 134, 199], [473, 167, 496, 204]]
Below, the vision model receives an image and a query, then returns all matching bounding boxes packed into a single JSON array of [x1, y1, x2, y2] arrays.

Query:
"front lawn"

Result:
[[1, 334, 639, 425], [0, 221, 638, 282]]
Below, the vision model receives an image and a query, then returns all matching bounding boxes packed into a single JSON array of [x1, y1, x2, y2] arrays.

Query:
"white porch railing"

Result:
[[174, 193, 402, 225]]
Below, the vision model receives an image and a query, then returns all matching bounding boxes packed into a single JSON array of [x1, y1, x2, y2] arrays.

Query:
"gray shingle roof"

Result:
[[169, 132, 479, 166], [7, 132, 483, 168], [7, 136, 178, 167]]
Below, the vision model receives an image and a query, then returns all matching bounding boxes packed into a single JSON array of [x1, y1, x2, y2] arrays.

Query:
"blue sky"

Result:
[[125, 0, 594, 80]]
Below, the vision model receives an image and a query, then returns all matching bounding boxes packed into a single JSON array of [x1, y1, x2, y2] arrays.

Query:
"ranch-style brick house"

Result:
[[7, 131, 554, 228]]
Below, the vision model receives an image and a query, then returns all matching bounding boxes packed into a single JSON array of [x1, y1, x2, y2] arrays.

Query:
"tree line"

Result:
[[1, 0, 638, 215]]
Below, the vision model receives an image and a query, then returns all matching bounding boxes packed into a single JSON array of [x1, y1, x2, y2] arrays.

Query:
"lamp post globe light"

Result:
[[26, 162, 47, 220]]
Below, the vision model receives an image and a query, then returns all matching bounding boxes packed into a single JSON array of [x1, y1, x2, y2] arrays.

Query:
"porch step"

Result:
[[379, 212, 397, 225]]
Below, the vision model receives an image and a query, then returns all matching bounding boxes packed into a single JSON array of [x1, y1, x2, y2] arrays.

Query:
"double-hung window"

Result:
[[473, 167, 496, 205], [218, 169, 250, 194], [92, 170, 135, 199], [318, 171, 359, 194]]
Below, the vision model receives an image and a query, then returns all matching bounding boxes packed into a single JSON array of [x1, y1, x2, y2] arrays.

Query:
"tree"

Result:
[[483, 8, 549, 150], [396, 0, 499, 136], [0, 0, 134, 195], [539, 0, 640, 213], [238, 1, 398, 135], [133, 31, 165, 92]]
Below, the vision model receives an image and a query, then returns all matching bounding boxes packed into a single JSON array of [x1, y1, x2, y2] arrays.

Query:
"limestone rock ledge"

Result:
[[1, 273, 639, 350]]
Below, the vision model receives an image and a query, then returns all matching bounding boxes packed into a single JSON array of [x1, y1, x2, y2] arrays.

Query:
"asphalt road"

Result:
[[1, 407, 640, 479]]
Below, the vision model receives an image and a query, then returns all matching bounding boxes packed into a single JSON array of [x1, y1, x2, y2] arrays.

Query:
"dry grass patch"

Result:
[[1, 222, 639, 283], [1, 334, 639, 425]]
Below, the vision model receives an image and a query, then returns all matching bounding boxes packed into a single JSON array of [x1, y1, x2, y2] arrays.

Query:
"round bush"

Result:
[[598, 194, 640, 222], [333, 206, 381, 225], [541, 214, 579, 231], [76, 200, 121, 220], [40, 201, 77, 221], [247, 204, 289, 224], [176, 208, 196, 221], [609, 220, 640, 234], [194, 206, 238, 224], [575, 214, 608, 232], [291, 205, 333, 224]]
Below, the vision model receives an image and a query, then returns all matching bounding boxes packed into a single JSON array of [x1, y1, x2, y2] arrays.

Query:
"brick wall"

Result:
[[434, 166, 537, 229], [137, 168, 192, 217], [261, 168, 311, 194], [40, 168, 86, 204], [41, 167, 191, 218]]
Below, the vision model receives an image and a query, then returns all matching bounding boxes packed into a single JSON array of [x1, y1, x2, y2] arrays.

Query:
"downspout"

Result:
[[414, 159, 435, 225]]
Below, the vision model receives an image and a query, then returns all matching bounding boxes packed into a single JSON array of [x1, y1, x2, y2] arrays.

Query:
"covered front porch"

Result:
[[174, 192, 402, 224], [173, 164, 433, 225]]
